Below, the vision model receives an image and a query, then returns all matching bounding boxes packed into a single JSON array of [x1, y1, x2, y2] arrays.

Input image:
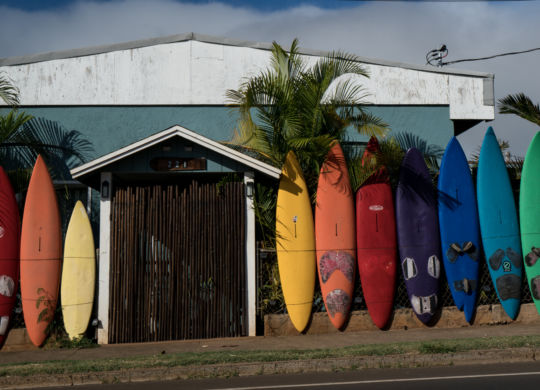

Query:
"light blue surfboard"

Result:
[[477, 127, 522, 320], [438, 137, 481, 323]]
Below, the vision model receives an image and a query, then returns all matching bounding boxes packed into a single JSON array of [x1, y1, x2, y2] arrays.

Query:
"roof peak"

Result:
[[0, 32, 493, 79]]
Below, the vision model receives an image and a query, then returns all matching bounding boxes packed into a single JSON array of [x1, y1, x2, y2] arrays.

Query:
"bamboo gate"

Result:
[[108, 180, 246, 343]]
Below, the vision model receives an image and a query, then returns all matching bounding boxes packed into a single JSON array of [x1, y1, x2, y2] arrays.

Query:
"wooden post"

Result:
[[244, 171, 256, 336], [97, 172, 112, 344]]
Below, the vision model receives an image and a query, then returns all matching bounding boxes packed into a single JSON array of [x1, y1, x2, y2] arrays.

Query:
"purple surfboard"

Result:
[[396, 148, 442, 324]]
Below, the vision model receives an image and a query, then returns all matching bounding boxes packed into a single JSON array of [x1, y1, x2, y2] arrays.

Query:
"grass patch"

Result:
[[1, 335, 540, 378]]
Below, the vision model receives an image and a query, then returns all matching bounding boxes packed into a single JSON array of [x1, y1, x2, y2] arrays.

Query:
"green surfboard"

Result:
[[520, 131, 540, 314]]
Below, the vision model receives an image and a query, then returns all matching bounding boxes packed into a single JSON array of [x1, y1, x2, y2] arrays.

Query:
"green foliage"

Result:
[[227, 38, 389, 197], [257, 250, 285, 316], [390, 132, 444, 174], [347, 132, 444, 192], [0, 78, 94, 194], [2, 335, 540, 378], [498, 92, 540, 127], [215, 173, 242, 195], [252, 182, 277, 249], [0, 71, 19, 106], [45, 334, 98, 350], [468, 136, 524, 181]]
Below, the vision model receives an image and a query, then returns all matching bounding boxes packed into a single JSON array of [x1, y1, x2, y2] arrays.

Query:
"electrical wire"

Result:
[[442, 47, 540, 65]]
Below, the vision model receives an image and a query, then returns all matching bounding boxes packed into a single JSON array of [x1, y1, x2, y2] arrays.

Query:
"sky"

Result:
[[1, 0, 539, 158]]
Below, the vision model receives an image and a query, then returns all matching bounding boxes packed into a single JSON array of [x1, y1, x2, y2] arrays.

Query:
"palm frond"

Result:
[[347, 151, 379, 192], [0, 72, 19, 106], [0, 117, 94, 181], [349, 109, 390, 138], [324, 78, 370, 107], [469, 137, 512, 168], [392, 132, 444, 171], [0, 110, 33, 142], [311, 51, 369, 85], [498, 93, 540, 127]]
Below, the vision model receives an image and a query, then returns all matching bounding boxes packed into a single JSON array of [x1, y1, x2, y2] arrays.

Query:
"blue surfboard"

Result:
[[438, 137, 480, 323], [477, 127, 522, 320]]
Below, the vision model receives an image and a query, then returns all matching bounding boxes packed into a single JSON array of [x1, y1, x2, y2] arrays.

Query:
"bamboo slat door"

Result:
[[109, 181, 246, 343]]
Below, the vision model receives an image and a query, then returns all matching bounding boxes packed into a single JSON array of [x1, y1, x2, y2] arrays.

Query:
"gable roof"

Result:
[[0, 32, 492, 79], [70, 124, 282, 180]]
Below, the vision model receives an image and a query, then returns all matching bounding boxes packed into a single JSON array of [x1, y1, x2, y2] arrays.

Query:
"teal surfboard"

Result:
[[438, 137, 480, 323], [477, 127, 522, 320], [520, 131, 540, 314]]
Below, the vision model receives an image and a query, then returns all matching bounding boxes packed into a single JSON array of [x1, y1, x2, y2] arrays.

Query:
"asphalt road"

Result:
[[41, 361, 540, 390]]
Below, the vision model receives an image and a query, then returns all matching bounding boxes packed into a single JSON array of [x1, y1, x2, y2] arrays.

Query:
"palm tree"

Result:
[[226, 39, 389, 194], [0, 71, 93, 193], [499, 93, 540, 127]]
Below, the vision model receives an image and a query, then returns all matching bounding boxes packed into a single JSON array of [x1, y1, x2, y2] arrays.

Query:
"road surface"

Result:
[[45, 361, 540, 389]]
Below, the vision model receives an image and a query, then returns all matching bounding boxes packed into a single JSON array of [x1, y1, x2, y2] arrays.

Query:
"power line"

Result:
[[445, 47, 540, 65], [426, 45, 540, 66]]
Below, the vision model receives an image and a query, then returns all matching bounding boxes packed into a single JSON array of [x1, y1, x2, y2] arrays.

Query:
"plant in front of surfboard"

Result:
[[36, 288, 54, 323]]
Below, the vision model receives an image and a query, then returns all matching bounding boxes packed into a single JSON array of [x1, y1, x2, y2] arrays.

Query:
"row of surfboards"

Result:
[[276, 127, 540, 332], [0, 155, 95, 348]]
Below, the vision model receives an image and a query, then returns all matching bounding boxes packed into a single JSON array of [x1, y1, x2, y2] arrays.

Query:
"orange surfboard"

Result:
[[20, 155, 62, 347], [315, 142, 356, 329]]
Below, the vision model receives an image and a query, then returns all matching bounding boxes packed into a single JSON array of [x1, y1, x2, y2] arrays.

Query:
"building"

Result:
[[0, 33, 494, 344]]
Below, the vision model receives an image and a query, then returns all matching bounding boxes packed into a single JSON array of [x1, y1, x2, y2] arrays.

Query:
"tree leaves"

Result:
[[227, 38, 389, 197], [498, 93, 540, 127], [0, 117, 94, 192], [0, 72, 19, 107]]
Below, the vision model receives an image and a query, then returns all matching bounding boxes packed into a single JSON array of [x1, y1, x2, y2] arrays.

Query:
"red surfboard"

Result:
[[20, 155, 62, 347], [356, 137, 397, 329], [0, 167, 20, 348], [315, 142, 356, 329]]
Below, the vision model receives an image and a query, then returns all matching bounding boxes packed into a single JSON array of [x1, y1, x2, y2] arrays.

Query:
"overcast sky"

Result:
[[1, 0, 539, 158]]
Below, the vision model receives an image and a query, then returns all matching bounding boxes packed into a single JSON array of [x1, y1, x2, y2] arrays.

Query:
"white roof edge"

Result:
[[70, 125, 282, 180], [0, 32, 493, 79]]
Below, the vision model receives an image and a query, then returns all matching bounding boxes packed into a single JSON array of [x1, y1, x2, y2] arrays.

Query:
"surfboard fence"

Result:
[[108, 180, 246, 343], [256, 248, 533, 322]]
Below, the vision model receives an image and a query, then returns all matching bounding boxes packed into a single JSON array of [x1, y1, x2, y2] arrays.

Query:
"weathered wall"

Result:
[[0, 37, 493, 121]]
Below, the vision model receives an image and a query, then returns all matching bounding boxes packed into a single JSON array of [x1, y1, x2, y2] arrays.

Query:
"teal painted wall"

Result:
[[1, 105, 453, 164]]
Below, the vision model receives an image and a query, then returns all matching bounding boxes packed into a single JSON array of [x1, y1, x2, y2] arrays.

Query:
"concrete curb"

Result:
[[1, 347, 538, 389]]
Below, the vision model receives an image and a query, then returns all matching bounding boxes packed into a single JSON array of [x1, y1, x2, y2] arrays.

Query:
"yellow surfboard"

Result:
[[61, 201, 96, 340], [276, 151, 316, 332]]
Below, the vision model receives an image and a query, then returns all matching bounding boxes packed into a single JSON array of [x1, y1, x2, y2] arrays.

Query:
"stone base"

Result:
[[264, 303, 540, 336], [2, 328, 38, 351]]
